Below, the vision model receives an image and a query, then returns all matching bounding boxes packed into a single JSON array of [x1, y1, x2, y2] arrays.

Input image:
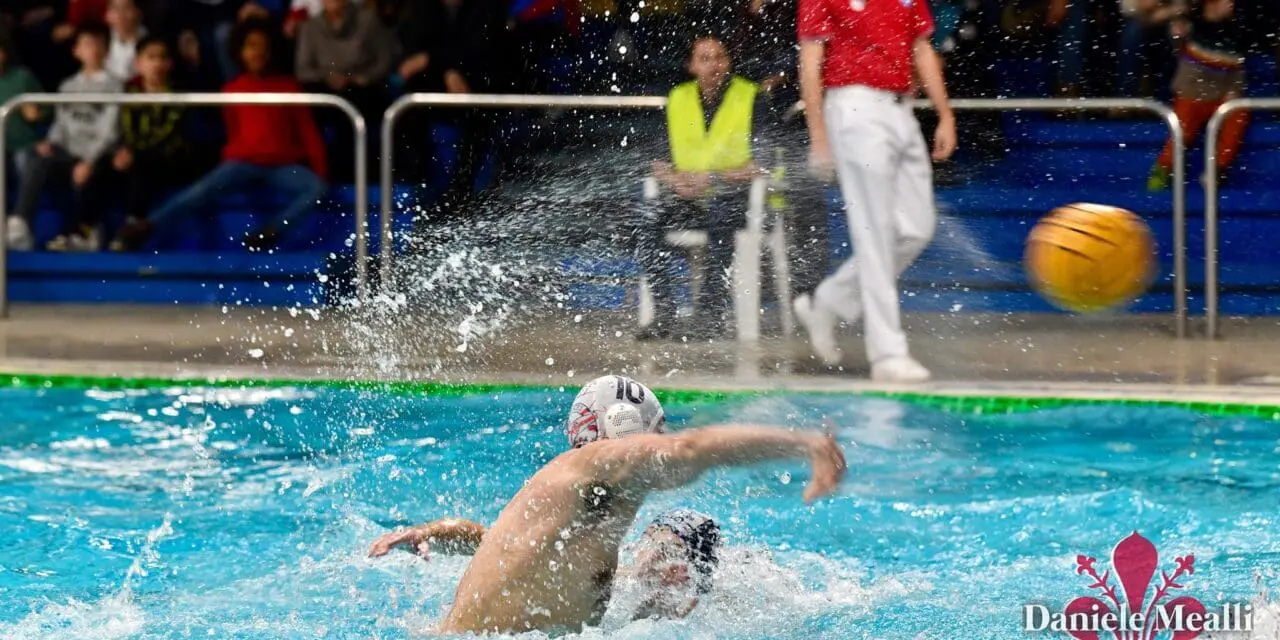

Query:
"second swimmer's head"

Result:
[[566, 375, 666, 448]]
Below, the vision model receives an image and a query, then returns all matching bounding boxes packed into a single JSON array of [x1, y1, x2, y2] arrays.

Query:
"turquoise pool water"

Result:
[[1, 385, 1277, 639]]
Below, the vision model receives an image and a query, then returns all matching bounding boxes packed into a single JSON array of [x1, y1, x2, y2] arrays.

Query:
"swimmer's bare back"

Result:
[[437, 424, 846, 635]]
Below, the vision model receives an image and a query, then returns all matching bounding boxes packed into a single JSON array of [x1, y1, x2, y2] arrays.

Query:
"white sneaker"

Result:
[[871, 356, 932, 383], [793, 293, 842, 365], [46, 228, 100, 252], [69, 228, 100, 252], [6, 217, 32, 251]]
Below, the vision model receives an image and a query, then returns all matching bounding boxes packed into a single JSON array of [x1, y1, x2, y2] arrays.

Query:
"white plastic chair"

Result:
[[636, 175, 793, 345]]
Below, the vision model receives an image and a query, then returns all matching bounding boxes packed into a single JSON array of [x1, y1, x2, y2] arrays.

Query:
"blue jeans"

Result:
[[148, 161, 327, 235], [635, 187, 747, 328]]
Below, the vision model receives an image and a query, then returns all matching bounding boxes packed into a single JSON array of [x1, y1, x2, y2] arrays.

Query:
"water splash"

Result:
[[1, 515, 173, 640]]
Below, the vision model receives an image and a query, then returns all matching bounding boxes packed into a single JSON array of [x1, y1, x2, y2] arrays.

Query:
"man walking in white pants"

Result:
[[795, 0, 957, 382]]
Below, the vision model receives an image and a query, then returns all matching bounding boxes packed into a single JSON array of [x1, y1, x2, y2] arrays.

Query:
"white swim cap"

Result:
[[567, 375, 665, 448]]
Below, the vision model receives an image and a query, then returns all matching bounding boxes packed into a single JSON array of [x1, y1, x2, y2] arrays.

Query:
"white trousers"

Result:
[[815, 85, 937, 364]]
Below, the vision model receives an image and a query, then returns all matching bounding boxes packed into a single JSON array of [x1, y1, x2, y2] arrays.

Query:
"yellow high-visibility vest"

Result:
[[667, 76, 758, 173]]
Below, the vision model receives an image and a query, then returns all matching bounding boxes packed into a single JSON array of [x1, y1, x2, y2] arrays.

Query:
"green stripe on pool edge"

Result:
[[5, 373, 1280, 420]]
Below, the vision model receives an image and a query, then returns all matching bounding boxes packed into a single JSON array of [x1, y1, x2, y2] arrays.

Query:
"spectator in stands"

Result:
[[1148, 0, 1248, 190], [295, 0, 395, 181], [100, 36, 213, 251], [6, 1, 95, 89], [0, 33, 47, 181], [635, 34, 767, 341], [284, 0, 322, 38], [105, 0, 145, 80], [393, 0, 509, 215], [615, 0, 693, 90], [167, 0, 247, 82], [507, 0, 579, 94], [113, 20, 327, 253], [6, 21, 121, 252], [1119, 0, 1183, 97]]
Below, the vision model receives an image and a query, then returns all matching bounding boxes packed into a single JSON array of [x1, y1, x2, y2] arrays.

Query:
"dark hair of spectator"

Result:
[[228, 18, 281, 73], [75, 20, 112, 48], [136, 34, 171, 56]]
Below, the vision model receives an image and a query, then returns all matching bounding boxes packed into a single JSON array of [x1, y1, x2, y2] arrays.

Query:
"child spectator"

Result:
[[1148, 0, 1248, 190], [6, 21, 121, 252], [105, 0, 146, 80], [113, 20, 327, 253], [0, 33, 46, 180], [90, 36, 210, 252]]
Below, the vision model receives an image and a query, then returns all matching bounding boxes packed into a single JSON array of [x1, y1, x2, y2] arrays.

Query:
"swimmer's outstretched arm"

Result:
[[607, 425, 846, 503], [367, 518, 487, 560]]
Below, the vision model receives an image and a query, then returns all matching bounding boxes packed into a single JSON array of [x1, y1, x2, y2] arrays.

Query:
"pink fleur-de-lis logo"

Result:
[[1066, 532, 1205, 640]]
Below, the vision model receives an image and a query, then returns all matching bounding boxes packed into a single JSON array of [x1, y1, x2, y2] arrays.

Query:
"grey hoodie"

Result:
[[48, 70, 124, 163]]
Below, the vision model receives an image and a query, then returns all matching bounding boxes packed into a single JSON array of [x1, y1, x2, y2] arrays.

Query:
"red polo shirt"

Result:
[[798, 0, 934, 94]]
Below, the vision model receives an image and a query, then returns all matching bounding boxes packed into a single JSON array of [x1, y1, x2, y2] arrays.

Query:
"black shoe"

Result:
[[109, 219, 151, 252], [245, 228, 280, 253]]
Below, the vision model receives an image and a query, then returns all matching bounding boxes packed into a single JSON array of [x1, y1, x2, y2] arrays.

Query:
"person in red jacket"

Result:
[[113, 20, 327, 252]]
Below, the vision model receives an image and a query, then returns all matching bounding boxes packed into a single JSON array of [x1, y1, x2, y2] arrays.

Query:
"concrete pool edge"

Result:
[[4, 358, 1280, 419]]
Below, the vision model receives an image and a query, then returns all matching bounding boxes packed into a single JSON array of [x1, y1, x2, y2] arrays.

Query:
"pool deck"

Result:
[[4, 304, 1280, 405]]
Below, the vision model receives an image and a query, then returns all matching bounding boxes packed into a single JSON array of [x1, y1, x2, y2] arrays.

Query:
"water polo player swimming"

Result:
[[371, 507, 723, 620], [368, 375, 846, 634]]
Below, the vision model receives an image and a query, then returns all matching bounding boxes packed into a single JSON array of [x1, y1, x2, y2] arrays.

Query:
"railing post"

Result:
[[0, 92, 369, 315], [380, 97, 406, 292], [1156, 103, 1188, 339], [0, 104, 9, 319]]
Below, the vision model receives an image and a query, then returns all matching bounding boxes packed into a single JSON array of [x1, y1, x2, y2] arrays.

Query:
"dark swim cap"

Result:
[[646, 509, 720, 594]]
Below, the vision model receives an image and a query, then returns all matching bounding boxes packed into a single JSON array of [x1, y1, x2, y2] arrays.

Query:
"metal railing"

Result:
[[925, 98, 1188, 338], [0, 92, 369, 318], [379, 93, 667, 286], [1204, 98, 1280, 339], [381, 95, 1188, 337]]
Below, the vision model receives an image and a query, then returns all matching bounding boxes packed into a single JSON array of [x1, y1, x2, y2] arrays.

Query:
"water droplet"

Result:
[[545, 358, 555, 366], [630, 11, 640, 22], [248, 348, 264, 359]]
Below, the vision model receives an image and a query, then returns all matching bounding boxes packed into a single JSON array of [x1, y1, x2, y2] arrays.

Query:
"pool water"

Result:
[[1, 385, 1278, 639]]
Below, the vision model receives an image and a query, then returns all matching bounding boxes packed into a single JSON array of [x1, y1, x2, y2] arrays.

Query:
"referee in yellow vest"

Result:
[[638, 34, 768, 341]]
